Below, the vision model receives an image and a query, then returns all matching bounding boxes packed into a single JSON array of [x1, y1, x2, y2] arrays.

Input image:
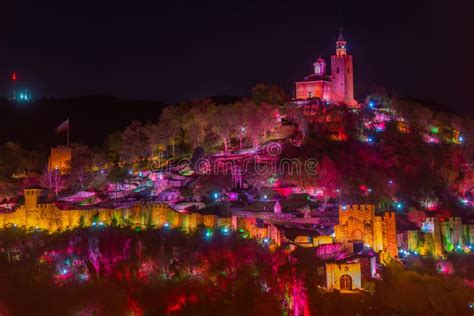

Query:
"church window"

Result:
[[315, 63, 321, 74], [347, 67, 350, 74], [336, 67, 339, 74]]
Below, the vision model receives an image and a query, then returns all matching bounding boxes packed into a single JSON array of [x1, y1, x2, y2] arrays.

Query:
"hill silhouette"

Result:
[[0, 96, 166, 148]]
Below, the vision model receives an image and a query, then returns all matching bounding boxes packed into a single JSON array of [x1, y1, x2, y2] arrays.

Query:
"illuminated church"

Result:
[[294, 29, 357, 107]]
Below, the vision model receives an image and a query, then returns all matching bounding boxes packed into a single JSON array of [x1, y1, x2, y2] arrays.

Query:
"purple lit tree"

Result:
[[182, 99, 214, 149], [40, 166, 65, 197], [211, 105, 236, 151], [157, 105, 183, 157]]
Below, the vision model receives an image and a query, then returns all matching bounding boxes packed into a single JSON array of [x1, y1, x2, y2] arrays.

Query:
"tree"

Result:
[[244, 102, 265, 148], [120, 121, 150, 162], [392, 98, 433, 132], [245, 164, 273, 191], [210, 105, 236, 151], [0, 142, 45, 180], [0, 143, 21, 180], [238, 101, 281, 148], [70, 145, 94, 190], [317, 156, 340, 206], [251, 83, 287, 106], [231, 102, 249, 149], [190, 146, 206, 173], [407, 208, 427, 227], [293, 106, 310, 139], [143, 122, 161, 159], [104, 131, 123, 163], [259, 102, 281, 139], [365, 86, 393, 109], [157, 105, 183, 157], [182, 99, 214, 149], [40, 166, 65, 197]]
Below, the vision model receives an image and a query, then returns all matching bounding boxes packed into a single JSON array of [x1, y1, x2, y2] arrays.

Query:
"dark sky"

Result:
[[2, 0, 474, 113]]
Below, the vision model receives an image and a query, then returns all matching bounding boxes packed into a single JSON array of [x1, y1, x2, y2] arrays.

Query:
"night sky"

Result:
[[3, 1, 474, 114]]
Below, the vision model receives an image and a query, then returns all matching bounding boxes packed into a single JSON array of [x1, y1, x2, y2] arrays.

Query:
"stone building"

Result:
[[323, 252, 377, 292], [403, 217, 474, 257], [334, 204, 398, 257], [294, 29, 357, 107], [325, 261, 361, 291], [48, 146, 72, 173]]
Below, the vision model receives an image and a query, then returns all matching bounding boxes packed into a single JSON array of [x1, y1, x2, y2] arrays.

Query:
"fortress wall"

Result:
[[0, 202, 229, 233]]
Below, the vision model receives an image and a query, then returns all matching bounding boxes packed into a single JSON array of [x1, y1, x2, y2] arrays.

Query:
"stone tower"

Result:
[[335, 204, 398, 258], [330, 29, 357, 107], [382, 212, 398, 258], [24, 188, 45, 210]]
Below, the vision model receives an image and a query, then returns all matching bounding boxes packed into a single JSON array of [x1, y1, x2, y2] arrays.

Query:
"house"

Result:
[[321, 251, 377, 292]]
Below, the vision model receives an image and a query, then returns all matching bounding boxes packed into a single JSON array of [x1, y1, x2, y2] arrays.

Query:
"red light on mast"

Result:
[[11, 72, 17, 81]]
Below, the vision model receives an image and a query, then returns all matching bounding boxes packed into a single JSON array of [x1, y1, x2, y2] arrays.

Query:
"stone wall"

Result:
[[0, 190, 232, 232], [405, 217, 473, 257]]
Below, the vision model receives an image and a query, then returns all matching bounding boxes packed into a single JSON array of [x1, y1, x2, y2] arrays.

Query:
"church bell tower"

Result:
[[331, 28, 357, 107]]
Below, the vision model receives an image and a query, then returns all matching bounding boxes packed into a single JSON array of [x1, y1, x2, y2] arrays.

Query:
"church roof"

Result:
[[316, 57, 325, 63], [275, 225, 324, 241], [301, 73, 332, 82], [337, 28, 345, 41]]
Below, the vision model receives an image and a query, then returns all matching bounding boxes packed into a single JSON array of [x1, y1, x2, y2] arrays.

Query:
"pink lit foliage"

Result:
[[32, 228, 307, 314], [279, 270, 310, 316], [436, 260, 454, 275], [407, 208, 427, 228]]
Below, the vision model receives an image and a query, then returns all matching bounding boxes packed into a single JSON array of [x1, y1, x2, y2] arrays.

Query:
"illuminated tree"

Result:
[[293, 106, 310, 139], [120, 121, 150, 162], [366, 86, 393, 109], [143, 122, 161, 158], [40, 166, 65, 196], [407, 208, 427, 227], [245, 102, 266, 148], [317, 156, 340, 205], [157, 105, 183, 157], [392, 98, 433, 131], [259, 102, 281, 139], [231, 102, 249, 149], [104, 131, 123, 163], [251, 83, 287, 106], [211, 105, 236, 151], [70, 144, 94, 190], [182, 99, 214, 149], [245, 165, 273, 190]]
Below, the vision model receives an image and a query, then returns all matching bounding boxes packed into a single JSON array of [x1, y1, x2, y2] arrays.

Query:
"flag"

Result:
[[56, 119, 70, 133]]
